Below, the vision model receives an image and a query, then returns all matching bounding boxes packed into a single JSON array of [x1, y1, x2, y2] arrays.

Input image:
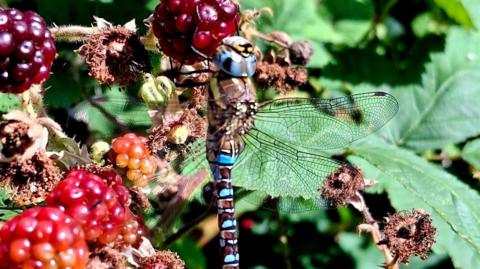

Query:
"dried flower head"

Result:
[[0, 110, 63, 162], [320, 165, 364, 207], [87, 246, 126, 269], [0, 120, 32, 159], [254, 61, 308, 93], [379, 209, 437, 264], [289, 40, 313, 66], [78, 18, 151, 86], [139, 250, 185, 269], [148, 108, 206, 154], [0, 153, 62, 206], [125, 238, 185, 269]]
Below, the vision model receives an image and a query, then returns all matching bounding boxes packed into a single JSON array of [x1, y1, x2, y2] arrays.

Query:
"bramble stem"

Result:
[[354, 193, 399, 269], [244, 28, 290, 48], [50, 25, 99, 42], [162, 209, 214, 249]]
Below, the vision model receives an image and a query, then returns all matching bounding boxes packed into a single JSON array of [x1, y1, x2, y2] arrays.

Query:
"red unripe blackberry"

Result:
[[109, 133, 158, 187], [152, 0, 239, 64], [46, 170, 128, 245], [0, 8, 56, 94], [0, 207, 89, 269]]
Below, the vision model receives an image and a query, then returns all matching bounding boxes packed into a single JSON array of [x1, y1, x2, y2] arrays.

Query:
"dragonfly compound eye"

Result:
[[214, 36, 257, 78]]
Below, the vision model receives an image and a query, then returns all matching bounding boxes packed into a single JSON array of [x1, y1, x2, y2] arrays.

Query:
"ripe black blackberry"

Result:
[[0, 8, 56, 94]]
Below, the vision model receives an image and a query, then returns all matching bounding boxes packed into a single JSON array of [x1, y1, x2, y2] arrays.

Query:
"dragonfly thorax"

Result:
[[223, 101, 258, 137]]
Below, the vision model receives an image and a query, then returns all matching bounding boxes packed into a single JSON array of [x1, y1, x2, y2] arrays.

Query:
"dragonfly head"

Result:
[[213, 36, 257, 78]]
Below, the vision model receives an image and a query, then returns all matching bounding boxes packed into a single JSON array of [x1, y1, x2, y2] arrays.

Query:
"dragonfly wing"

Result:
[[232, 128, 362, 212], [255, 92, 399, 151]]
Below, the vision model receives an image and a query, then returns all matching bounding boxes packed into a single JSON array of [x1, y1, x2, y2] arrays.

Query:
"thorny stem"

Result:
[[274, 208, 292, 269], [162, 209, 214, 249], [244, 28, 290, 48], [354, 193, 399, 269], [50, 25, 100, 43]]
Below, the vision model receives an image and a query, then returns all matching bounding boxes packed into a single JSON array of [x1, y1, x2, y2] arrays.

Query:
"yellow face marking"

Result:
[[233, 43, 246, 53]]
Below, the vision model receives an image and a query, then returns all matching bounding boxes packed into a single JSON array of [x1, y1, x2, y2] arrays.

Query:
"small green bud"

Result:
[[90, 141, 110, 164], [140, 74, 177, 110]]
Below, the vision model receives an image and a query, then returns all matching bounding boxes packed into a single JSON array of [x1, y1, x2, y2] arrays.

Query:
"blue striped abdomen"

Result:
[[213, 150, 240, 268]]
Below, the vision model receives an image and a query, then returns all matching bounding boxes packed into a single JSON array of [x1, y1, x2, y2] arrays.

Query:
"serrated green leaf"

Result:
[[338, 233, 383, 269], [462, 139, 480, 169], [386, 28, 480, 151], [350, 137, 480, 269], [0, 93, 20, 114], [434, 0, 475, 28]]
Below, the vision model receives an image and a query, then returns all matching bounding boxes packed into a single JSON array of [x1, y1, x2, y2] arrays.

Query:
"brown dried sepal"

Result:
[[320, 165, 364, 207], [379, 209, 436, 264], [0, 153, 62, 206], [129, 186, 152, 213], [78, 23, 151, 86], [0, 111, 63, 163], [138, 250, 185, 269], [148, 108, 206, 155], [254, 61, 308, 94], [0, 121, 32, 159], [86, 246, 126, 269]]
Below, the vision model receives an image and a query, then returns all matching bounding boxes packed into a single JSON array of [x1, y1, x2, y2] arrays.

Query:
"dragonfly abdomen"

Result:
[[211, 139, 241, 268]]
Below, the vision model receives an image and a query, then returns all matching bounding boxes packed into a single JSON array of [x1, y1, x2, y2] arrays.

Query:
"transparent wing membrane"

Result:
[[255, 92, 399, 151], [90, 91, 397, 212]]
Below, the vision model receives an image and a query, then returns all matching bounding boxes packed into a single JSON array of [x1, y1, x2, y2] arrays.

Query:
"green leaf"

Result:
[[434, 0, 477, 29], [170, 239, 207, 269], [74, 88, 151, 138], [350, 137, 480, 269], [463, 139, 480, 169], [0, 93, 20, 114], [0, 191, 21, 221], [338, 233, 384, 269], [412, 12, 449, 37], [387, 28, 480, 151]]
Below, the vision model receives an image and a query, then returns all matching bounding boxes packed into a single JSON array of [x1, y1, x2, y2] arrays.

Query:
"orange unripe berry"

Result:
[[112, 138, 130, 154], [116, 153, 129, 168], [126, 169, 142, 181], [128, 158, 141, 170], [128, 145, 145, 159]]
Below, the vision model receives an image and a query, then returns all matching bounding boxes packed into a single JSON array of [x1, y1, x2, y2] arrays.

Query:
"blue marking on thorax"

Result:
[[217, 154, 237, 165]]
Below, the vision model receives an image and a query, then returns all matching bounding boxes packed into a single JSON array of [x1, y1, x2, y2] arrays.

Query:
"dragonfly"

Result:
[[75, 36, 399, 269]]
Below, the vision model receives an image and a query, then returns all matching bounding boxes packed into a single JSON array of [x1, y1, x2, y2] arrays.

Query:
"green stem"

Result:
[[161, 209, 214, 249], [275, 209, 292, 269]]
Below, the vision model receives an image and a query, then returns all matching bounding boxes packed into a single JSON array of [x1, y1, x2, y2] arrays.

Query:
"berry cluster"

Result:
[[116, 209, 148, 247], [110, 133, 158, 187], [0, 8, 56, 93], [0, 207, 89, 269], [152, 0, 239, 64], [45, 170, 128, 245]]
